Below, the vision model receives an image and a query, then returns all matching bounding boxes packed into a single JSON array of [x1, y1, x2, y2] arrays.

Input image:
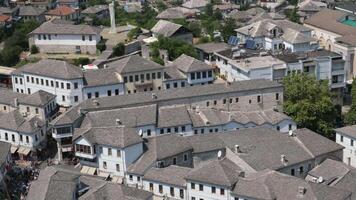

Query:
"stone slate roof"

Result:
[[156, 7, 187, 19], [298, 0, 326, 12], [13, 59, 83, 80], [50, 104, 81, 126], [127, 134, 192, 175], [187, 157, 243, 187], [143, 165, 192, 187], [19, 90, 56, 107], [182, 0, 208, 9], [170, 54, 213, 73], [195, 42, 230, 54], [106, 55, 164, 74], [164, 66, 187, 81], [304, 9, 355, 36], [19, 6, 45, 16], [27, 166, 153, 200], [187, 127, 343, 171], [0, 110, 44, 134], [0, 141, 10, 166], [79, 104, 157, 128], [0, 88, 27, 107], [73, 126, 143, 148], [81, 5, 108, 14], [151, 20, 183, 37], [232, 169, 351, 200], [157, 105, 191, 128], [30, 20, 101, 35], [83, 68, 121, 87], [236, 19, 314, 44], [336, 125, 356, 139], [80, 79, 282, 111]]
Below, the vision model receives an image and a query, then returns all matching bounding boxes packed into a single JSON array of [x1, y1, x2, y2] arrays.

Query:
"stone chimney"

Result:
[[234, 145, 241, 153], [281, 154, 288, 166], [116, 118, 121, 125], [14, 98, 19, 107], [93, 99, 99, 106]]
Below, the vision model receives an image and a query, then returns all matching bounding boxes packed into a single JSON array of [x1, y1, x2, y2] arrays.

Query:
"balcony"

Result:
[[52, 132, 73, 139], [330, 82, 346, 89], [75, 151, 97, 159]]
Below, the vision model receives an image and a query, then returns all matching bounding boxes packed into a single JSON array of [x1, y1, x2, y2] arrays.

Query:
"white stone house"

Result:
[[28, 19, 101, 54], [73, 126, 144, 177]]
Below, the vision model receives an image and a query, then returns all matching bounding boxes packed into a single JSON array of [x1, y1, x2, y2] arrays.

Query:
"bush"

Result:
[[73, 57, 90, 66], [96, 40, 106, 52], [112, 42, 125, 57], [30, 45, 39, 54]]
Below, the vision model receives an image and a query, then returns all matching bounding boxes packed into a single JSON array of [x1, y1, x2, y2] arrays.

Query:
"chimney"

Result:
[[281, 154, 288, 165], [34, 121, 38, 128], [151, 93, 157, 99], [116, 118, 121, 125], [103, 64, 107, 69], [225, 81, 231, 87], [14, 98, 18, 107], [93, 100, 99, 106], [297, 186, 306, 196], [234, 145, 241, 153]]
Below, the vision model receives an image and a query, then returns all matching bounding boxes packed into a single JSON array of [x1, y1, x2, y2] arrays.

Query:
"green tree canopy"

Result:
[[150, 36, 198, 62], [345, 78, 356, 124], [112, 42, 125, 57], [283, 73, 338, 138]]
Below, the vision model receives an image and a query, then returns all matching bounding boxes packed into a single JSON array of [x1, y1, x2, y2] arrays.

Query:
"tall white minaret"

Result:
[[109, 1, 116, 34]]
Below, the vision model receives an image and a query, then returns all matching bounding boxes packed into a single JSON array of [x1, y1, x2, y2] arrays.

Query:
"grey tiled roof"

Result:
[[106, 54, 164, 74], [81, 104, 157, 128], [127, 134, 192, 175], [182, 0, 208, 9], [83, 68, 122, 87], [157, 105, 191, 128], [81, 5, 108, 14], [335, 125, 356, 139], [170, 54, 213, 73], [30, 20, 101, 35], [19, 90, 56, 107], [0, 110, 44, 134], [187, 157, 243, 187], [73, 126, 143, 148], [19, 6, 46, 16], [151, 20, 183, 37], [0, 88, 27, 107], [195, 42, 230, 54], [232, 169, 351, 199], [50, 104, 81, 126], [13, 59, 84, 80], [27, 166, 153, 200], [188, 127, 343, 171], [80, 79, 282, 111], [143, 165, 192, 187], [164, 66, 187, 81], [156, 7, 186, 19]]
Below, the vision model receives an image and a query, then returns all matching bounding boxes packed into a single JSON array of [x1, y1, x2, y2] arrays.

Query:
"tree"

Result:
[[221, 18, 236, 42], [187, 21, 202, 37], [0, 46, 22, 66], [288, 7, 300, 23], [96, 40, 106, 52], [112, 42, 125, 57], [127, 27, 142, 40], [156, 0, 167, 11], [73, 57, 90, 66], [345, 78, 356, 124], [30, 45, 39, 54], [283, 73, 338, 138]]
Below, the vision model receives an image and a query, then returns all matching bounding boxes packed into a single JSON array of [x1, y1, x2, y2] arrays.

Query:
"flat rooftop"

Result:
[[230, 55, 286, 71]]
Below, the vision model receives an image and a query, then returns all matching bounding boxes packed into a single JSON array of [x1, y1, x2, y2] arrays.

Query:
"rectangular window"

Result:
[[41, 79, 44, 85], [197, 72, 201, 79], [61, 82, 64, 89], [351, 140, 354, 146], [174, 127, 178, 133], [191, 183, 195, 189], [276, 93, 279, 100], [66, 83, 71, 89], [26, 136, 29, 143], [107, 90, 111, 96], [5, 133, 8, 141], [108, 148, 112, 156], [45, 80, 49, 86], [140, 74, 144, 81], [220, 188, 225, 195], [257, 95, 261, 103], [174, 82, 178, 88], [35, 108, 39, 114], [115, 89, 119, 95], [170, 187, 174, 196], [12, 134, 15, 142], [211, 186, 216, 193], [199, 184, 203, 191], [82, 35, 85, 41], [202, 71, 207, 78], [191, 73, 195, 80], [56, 81, 59, 88], [36, 78, 39, 84], [159, 185, 163, 193], [341, 135, 344, 142], [166, 84, 170, 89], [208, 70, 212, 77], [124, 76, 128, 83], [89, 35, 92, 41], [182, 126, 186, 132], [103, 161, 107, 169], [184, 153, 188, 161], [116, 164, 120, 172], [129, 76, 133, 82], [180, 189, 184, 198], [87, 93, 92, 99], [62, 95, 65, 101], [181, 82, 185, 87], [74, 96, 79, 102], [157, 72, 161, 79], [291, 168, 295, 176], [117, 150, 121, 157], [26, 76, 29, 82], [20, 135, 23, 142], [74, 82, 78, 89], [299, 166, 304, 174], [146, 73, 150, 80], [152, 73, 156, 79], [149, 183, 153, 191], [31, 77, 34, 83]]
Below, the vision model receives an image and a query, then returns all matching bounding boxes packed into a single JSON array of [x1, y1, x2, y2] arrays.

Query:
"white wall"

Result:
[[187, 181, 230, 200], [336, 132, 356, 167], [142, 180, 186, 199]]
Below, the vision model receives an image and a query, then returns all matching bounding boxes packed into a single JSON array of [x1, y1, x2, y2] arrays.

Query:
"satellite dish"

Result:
[[317, 176, 323, 183], [217, 150, 222, 158]]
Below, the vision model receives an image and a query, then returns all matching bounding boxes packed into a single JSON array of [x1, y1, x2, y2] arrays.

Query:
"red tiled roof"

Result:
[[46, 6, 75, 16], [0, 15, 10, 22]]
